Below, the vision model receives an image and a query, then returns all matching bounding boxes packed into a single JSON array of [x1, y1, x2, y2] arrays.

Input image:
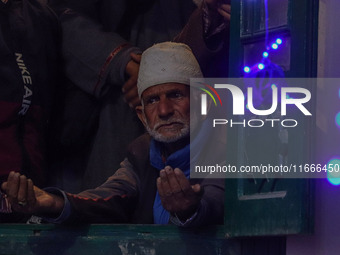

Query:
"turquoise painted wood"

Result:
[[0, 224, 229, 255], [0, 224, 286, 255]]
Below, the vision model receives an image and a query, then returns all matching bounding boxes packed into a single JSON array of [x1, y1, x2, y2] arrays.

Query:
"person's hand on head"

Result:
[[1, 171, 64, 215], [204, 0, 231, 22], [217, 2, 231, 21], [123, 53, 141, 109], [157, 166, 203, 220]]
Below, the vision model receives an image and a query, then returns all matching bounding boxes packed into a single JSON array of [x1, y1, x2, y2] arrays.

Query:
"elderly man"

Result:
[[1, 42, 224, 226]]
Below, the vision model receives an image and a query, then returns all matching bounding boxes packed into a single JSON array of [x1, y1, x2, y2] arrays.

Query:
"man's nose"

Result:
[[157, 98, 174, 119]]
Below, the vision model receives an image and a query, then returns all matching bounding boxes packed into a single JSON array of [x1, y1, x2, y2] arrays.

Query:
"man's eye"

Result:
[[146, 97, 159, 105], [168, 92, 183, 99]]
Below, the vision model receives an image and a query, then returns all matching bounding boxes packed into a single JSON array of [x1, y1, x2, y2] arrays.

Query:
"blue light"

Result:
[[327, 158, 340, 185], [263, 51, 269, 58], [276, 38, 283, 45], [335, 112, 340, 128], [244, 66, 251, 73], [338, 88, 340, 98], [271, 43, 279, 50], [271, 84, 277, 89], [258, 63, 265, 70]]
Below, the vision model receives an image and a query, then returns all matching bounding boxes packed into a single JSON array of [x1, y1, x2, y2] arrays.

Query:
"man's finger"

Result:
[[123, 84, 140, 106], [129, 97, 141, 108], [218, 7, 231, 21], [159, 169, 172, 197], [219, 3, 231, 12], [7, 172, 20, 203], [191, 183, 202, 194], [157, 176, 171, 199], [122, 77, 137, 92], [123, 90, 138, 102], [123, 85, 138, 99], [174, 168, 191, 193], [122, 76, 141, 108], [130, 53, 141, 63], [156, 177, 164, 196], [1, 182, 7, 191], [125, 60, 139, 77], [27, 179, 36, 205], [157, 177, 174, 212], [17, 175, 28, 204], [164, 166, 182, 195]]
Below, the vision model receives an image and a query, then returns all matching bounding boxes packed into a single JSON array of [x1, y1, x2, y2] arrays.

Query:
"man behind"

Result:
[[1, 42, 224, 226]]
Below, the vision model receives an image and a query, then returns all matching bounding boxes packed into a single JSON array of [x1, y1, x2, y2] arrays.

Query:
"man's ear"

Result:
[[136, 105, 147, 128]]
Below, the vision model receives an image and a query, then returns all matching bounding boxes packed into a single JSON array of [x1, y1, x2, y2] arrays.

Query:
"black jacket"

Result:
[[0, 0, 59, 186]]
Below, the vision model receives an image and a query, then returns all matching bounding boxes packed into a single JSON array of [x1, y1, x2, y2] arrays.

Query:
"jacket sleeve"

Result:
[[48, 1, 141, 98], [192, 178, 225, 226], [59, 158, 140, 224]]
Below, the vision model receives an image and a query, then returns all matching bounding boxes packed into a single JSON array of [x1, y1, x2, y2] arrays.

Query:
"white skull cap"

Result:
[[137, 42, 203, 98]]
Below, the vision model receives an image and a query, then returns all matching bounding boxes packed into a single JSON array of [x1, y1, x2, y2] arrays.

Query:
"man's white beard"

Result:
[[144, 108, 201, 143], [145, 118, 190, 143]]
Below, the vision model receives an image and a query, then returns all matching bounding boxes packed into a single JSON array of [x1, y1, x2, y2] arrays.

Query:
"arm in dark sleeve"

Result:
[[194, 178, 225, 226], [60, 158, 140, 224], [48, 1, 141, 98]]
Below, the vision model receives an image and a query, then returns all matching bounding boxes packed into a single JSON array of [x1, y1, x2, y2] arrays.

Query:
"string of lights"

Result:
[[243, 38, 283, 75]]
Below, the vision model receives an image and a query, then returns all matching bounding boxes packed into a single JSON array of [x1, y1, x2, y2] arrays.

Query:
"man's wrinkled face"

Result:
[[137, 83, 190, 143]]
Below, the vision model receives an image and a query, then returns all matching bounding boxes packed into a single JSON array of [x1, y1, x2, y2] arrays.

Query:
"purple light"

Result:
[[327, 158, 340, 186], [263, 51, 269, 58], [258, 63, 265, 70], [335, 112, 340, 128], [244, 66, 251, 73], [271, 43, 279, 50], [276, 38, 283, 45]]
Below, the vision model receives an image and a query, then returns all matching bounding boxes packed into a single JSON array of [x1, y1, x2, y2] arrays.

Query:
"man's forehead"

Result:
[[141, 83, 189, 98]]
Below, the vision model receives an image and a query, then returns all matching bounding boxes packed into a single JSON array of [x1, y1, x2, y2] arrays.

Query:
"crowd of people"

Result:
[[0, 0, 230, 226]]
